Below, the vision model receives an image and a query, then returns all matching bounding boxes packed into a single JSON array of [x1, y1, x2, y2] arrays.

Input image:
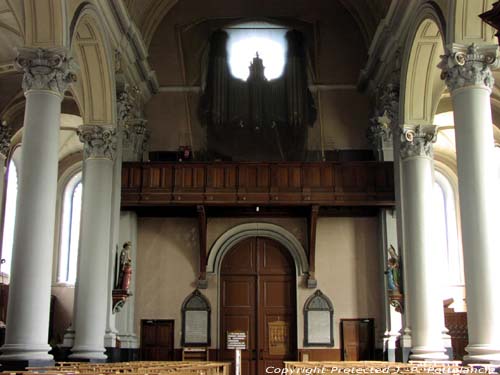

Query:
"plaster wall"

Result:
[[134, 216, 382, 349]]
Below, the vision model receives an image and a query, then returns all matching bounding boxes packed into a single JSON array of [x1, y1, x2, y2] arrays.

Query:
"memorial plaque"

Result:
[[307, 310, 331, 344], [184, 310, 209, 344], [182, 290, 211, 346], [227, 331, 247, 350], [304, 290, 334, 346]]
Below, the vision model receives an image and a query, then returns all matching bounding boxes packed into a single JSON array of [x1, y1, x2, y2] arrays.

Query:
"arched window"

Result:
[[433, 171, 462, 286], [1, 160, 18, 277], [226, 22, 287, 81], [58, 172, 82, 284]]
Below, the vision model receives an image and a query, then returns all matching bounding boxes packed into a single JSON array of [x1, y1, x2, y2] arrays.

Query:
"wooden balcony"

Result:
[[121, 161, 395, 208]]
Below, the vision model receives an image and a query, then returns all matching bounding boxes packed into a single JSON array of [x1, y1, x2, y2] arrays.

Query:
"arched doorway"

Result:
[[220, 237, 297, 375]]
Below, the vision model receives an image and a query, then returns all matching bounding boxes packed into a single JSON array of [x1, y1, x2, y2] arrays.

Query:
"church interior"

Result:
[[0, 0, 500, 374]]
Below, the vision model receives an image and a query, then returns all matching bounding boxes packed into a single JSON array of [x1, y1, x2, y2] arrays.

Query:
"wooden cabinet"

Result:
[[141, 319, 174, 360]]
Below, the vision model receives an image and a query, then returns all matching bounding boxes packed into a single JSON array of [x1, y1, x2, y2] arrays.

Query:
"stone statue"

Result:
[[116, 241, 132, 290]]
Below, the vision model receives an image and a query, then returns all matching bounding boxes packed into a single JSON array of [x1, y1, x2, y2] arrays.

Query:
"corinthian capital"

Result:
[[439, 43, 499, 92], [78, 125, 117, 160], [368, 111, 392, 146], [400, 125, 436, 159], [15, 48, 77, 97]]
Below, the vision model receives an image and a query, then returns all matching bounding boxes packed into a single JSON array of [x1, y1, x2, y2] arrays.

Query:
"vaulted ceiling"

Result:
[[0, 0, 22, 71], [123, 0, 393, 48]]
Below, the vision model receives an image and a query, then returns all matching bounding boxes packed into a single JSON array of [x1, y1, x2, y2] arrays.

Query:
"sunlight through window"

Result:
[[434, 171, 462, 286], [58, 172, 82, 284], [1, 160, 17, 277], [226, 22, 287, 81]]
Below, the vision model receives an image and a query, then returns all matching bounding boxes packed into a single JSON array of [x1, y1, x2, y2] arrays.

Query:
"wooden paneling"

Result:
[[340, 319, 375, 361], [445, 312, 468, 360], [140, 319, 174, 361], [298, 348, 342, 361], [122, 162, 395, 208], [121, 162, 143, 204]]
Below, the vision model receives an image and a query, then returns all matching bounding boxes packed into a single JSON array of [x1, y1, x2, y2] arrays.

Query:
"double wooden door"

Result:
[[220, 237, 296, 375]]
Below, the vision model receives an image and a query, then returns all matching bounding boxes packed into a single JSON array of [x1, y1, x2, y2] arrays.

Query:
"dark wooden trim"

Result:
[[129, 205, 381, 218], [307, 205, 319, 282], [197, 205, 207, 284]]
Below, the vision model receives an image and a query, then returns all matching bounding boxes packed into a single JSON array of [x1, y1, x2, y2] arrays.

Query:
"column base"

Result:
[[117, 334, 139, 349], [69, 345, 107, 361], [0, 359, 55, 371], [0, 343, 53, 361], [410, 346, 449, 360], [464, 344, 500, 363], [104, 330, 117, 347], [62, 326, 75, 348]]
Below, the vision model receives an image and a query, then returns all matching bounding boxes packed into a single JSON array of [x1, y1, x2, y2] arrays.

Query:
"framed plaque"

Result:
[[182, 290, 211, 346], [304, 290, 334, 346]]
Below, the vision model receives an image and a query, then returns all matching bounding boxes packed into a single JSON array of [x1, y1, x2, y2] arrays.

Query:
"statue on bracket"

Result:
[[385, 244, 404, 313], [112, 241, 133, 313]]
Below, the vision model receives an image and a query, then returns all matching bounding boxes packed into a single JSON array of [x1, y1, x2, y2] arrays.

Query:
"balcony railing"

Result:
[[121, 161, 395, 207]]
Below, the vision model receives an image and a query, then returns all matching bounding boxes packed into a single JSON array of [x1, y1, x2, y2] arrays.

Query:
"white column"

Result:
[[104, 124, 123, 349], [368, 82, 402, 361], [440, 43, 500, 362], [70, 125, 117, 360], [0, 48, 75, 362], [116, 211, 138, 349], [400, 126, 448, 360]]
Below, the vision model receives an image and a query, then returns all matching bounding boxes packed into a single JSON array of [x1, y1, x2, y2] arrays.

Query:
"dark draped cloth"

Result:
[[200, 29, 316, 161]]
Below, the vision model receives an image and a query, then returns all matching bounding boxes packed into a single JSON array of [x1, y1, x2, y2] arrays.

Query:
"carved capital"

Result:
[[368, 83, 399, 150], [368, 110, 392, 147], [15, 48, 77, 96], [123, 119, 150, 162], [117, 85, 141, 126], [78, 125, 117, 160], [0, 120, 11, 158], [439, 43, 499, 92], [379, 83, 400, 125], [400, 125, 436, 159]]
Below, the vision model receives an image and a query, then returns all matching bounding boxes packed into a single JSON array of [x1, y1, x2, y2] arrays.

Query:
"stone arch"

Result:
[[206, 222, 309, 276], [400, 3, 446, 126], [70, 4, 116, 125]]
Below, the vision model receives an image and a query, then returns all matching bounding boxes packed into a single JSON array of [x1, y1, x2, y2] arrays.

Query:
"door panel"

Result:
[[221, 238, 257, 274], [220, 237, 296, 375], [220, 275, 257, 375], [141, 320, 174, 360], [340, 319, 374, 361]]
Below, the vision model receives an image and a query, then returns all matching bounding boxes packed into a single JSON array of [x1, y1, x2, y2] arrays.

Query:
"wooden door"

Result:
[[340, 319, 374, 361], [220, 237, 296, 375], [141, 319, 174, 360]]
